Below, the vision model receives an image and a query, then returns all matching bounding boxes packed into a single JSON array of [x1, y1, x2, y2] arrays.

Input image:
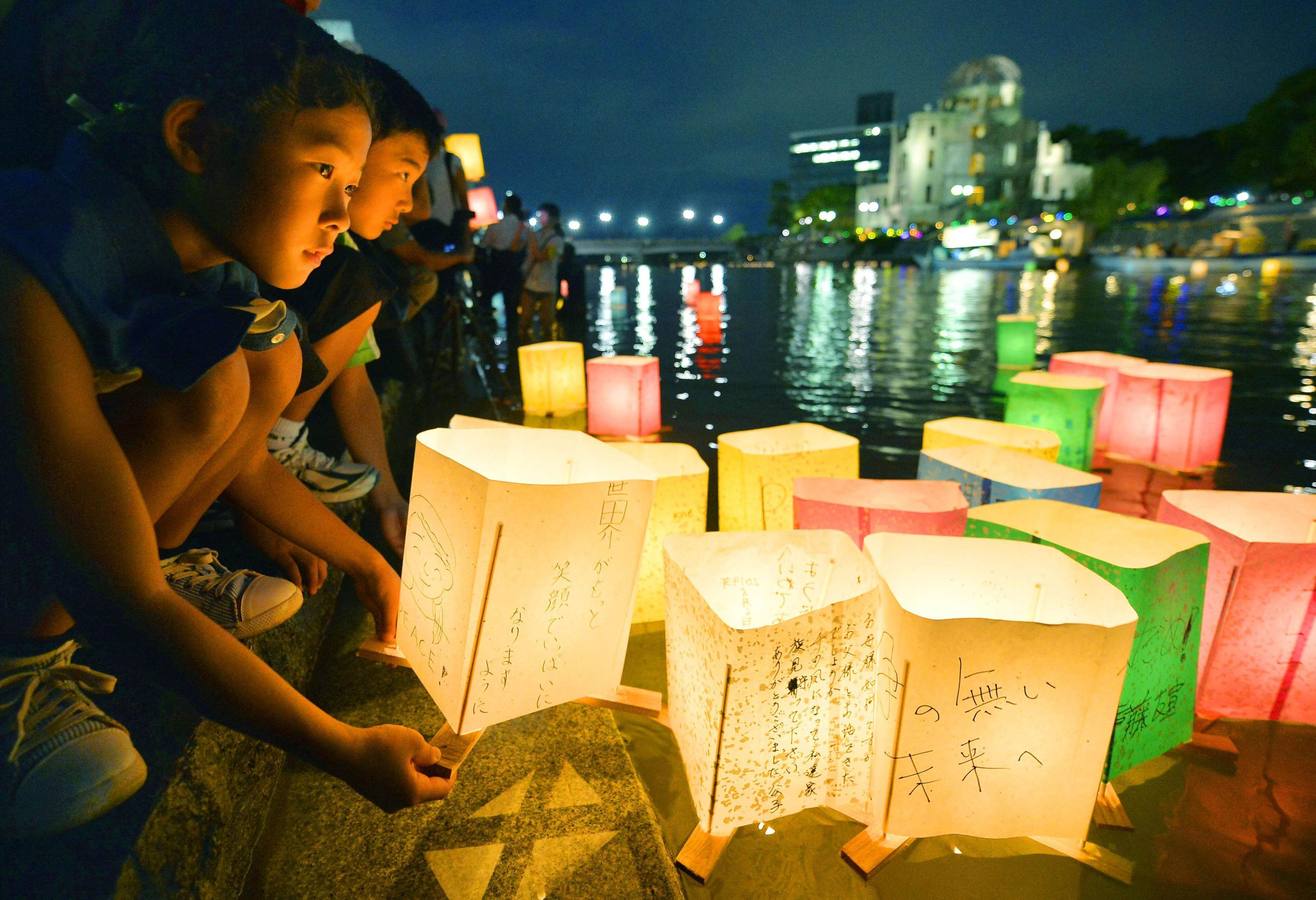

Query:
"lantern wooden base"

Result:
[[1102, 451, 1219, 478], [1187, 718, 1240, 761], [1033, 836, 1134, 884], [675, 825, 734, 883], [1092, 782, 1134, 830], [427, 723, 484, 780], [356, 637, 410, 667], [575, 683, 664, 719], [840, 826, 914, 878]]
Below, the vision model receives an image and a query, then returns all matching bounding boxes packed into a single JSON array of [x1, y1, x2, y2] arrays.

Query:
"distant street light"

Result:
[[598, 211, 613, 223], [567, 219, 582, 232], [712, 213, 725, 226], [681, 208, 696, 221], [636, 216, 650, 228]]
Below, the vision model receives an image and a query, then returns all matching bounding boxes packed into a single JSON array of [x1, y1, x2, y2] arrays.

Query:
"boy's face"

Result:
[[347, 131, 429, 240], [207, 105, 372, 289]]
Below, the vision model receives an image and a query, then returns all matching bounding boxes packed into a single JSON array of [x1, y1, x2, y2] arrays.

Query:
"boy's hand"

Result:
[[337, 724, 452, 811], [238, 510, 328, 595], [369, 487, 408, 561], [351, 556, 401, 642]]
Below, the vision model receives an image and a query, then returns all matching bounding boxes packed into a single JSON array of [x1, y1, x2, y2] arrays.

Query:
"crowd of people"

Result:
[[0, 0, 568, 840]]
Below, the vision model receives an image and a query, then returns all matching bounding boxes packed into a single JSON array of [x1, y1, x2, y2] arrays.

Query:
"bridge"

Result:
[[569, 236, 738, 262]]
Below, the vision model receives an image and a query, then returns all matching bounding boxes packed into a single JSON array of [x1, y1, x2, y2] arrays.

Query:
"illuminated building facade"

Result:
[[787, 91, 895, 204]]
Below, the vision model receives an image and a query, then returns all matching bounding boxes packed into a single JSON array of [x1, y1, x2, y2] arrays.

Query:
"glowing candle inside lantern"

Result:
[[1106, 363, 1232, 471], [995, 313, 1036, 368], [1048, 351, 1146, 447], [1156, 490, 1316, 723], [613, 443, 708, 624], [1004, 371, 1105, 470], [399, 428, 655, 733], [718, 423, 858, 530], [586, 356, 661, 437], [922, 416, 1061, 462], [793, 478, 967, 546], [967, 499, 1209, 777], [518, 341, 586, 417], [918, 444, 1102, 507]]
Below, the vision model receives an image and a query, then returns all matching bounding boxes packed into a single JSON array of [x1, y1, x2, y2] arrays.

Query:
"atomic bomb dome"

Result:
[[944, 55, 1023, 93]]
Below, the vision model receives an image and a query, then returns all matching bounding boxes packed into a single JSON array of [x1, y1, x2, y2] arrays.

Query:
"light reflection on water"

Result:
[[582, 264, 1316, 493]]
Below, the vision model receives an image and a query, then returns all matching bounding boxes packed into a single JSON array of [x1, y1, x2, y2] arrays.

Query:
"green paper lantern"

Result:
[[966, 499, 1209, 780], [1005, 371, 1105, 470], [995, 314, 1036, 368]]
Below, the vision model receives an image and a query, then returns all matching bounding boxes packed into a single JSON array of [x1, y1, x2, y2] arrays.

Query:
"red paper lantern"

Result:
[[793, 478, 967, 546], [1106, 363, 1232, 471], [1048, 351, 1146, 447], [586, 356, 661, 437], [466, 185, 499, 229]]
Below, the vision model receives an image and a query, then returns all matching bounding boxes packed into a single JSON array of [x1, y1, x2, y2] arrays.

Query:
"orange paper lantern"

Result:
[[585, 356, 661, 437], [1156, 491, 1316, 723], [1048, 351, 1147, 447], [1106, 363, 1232, 471], [793, 478, 967, 546]]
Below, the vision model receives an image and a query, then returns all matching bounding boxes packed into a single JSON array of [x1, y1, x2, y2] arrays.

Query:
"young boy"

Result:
[[0, 2, 449, 838]]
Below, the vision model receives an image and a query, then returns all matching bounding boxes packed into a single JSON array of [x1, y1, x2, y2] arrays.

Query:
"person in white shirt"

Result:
[[478, 194, 527, 314], [519, 203, 564, 342]]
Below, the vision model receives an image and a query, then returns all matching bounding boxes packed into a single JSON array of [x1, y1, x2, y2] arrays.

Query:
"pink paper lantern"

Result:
[[586, 356, 661, 437], [1106, 363, 1232, 471], [1048, 351, 1147, 447], [793, 478, 967, 546], [467, 185, 500, 229], [1156, 490, 1316, 723]]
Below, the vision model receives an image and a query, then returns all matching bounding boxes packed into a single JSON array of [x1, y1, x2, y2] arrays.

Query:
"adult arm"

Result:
[[0, 255, 448, 809], [390, 237, 474, 272]]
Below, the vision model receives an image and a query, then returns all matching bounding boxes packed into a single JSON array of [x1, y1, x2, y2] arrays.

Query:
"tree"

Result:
[[1072, 157, 1167, 231], [794, 183, 855, 235], [1223, 67, 1316, 193], [1051, 125, 1144, 165], [767, 180, 794, 231]]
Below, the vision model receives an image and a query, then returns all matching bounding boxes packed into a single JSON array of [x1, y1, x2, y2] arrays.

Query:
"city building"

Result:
[[787, 91, 895, 203], [857, 56, 1090, 231]]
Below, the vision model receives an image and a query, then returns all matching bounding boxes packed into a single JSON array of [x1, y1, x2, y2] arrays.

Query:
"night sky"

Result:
[[321, 1, 1315, 231]]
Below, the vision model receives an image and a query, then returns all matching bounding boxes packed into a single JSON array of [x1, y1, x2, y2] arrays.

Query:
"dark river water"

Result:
[[563, 262, 1314, 495]]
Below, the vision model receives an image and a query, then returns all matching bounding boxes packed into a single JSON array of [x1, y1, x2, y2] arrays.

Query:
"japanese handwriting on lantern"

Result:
[[887, 748, 938, 802], [545, 560, 571, 613], [958, 738, 1004, 792], [875, 631, 901, 719], [588, 556, 612, 629], [599, 482, 629, 548], [956, 657, 1017, 722]]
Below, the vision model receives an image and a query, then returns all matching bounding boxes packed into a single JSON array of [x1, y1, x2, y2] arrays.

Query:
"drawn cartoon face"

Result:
[[402, 494, 456, 602]]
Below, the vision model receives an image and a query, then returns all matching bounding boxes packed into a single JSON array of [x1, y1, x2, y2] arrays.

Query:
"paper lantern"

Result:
[[1106, 363, 1232, 471], [922, 416, 1061, 461], [993, 365, 1029, 396], [918, 445, 1102, 508], [448, 414, 520, 430], [966, 500, 1209, 777], [1156, 491, 1316, 723], [444, 133, 485, 182], [523, 411, 587, 431], [1048, 351, 1146, 447], [995, 313, 1036, 368], [664, 529, 881, 835], [586, 356, 661, 437], [693, 291, 721, 326], [793, 478, 967, 546], [861, 533, 1136, 844], [518, 341, 586, 417], [398, 428, 655, 733], [613, 443, 708, 624], [1004, 371, 1105, 470], [466, 185, 499, 229], [718, 423, 858, 530]]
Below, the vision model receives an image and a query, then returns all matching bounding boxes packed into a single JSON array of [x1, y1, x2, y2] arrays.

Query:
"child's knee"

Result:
[[187, 351, 250, 441], [242, 338, 302, 414]]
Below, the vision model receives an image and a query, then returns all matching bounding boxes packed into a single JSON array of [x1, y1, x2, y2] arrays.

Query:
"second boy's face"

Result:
[[209, 105, 373, 289], [348, 132, 429, 240]]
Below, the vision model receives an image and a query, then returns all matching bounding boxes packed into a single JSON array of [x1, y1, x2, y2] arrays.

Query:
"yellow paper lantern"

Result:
[[922, 416, 1061, 461], [444, 133, 485, 182], [613, 443, 709, 624], [718, 423, 858, 530], [398, 428, 655, 733], [517, 341, 586, 417]]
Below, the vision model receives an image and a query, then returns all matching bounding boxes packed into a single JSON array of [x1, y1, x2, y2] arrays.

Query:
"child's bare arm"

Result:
[[221, 451, 400, 641], [329, 363, 408, 558], [1, 256, 447, 809]]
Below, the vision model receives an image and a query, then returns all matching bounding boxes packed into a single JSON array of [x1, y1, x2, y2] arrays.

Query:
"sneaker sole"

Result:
[[306, 471, 380, 504], [232, 592, 305, 641], [3, 751, 147, 839]]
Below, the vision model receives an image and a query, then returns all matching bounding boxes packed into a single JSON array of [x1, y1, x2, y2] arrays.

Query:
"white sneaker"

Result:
[[1, 640, 146, 838], [271, 423, 377, 503], [161, 548, 303, 640]]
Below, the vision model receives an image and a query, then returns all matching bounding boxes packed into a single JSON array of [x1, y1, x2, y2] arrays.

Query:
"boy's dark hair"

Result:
[[359, 56, 441, 156], [73, 0, 375, 205], [503, 194, 524, 216]]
